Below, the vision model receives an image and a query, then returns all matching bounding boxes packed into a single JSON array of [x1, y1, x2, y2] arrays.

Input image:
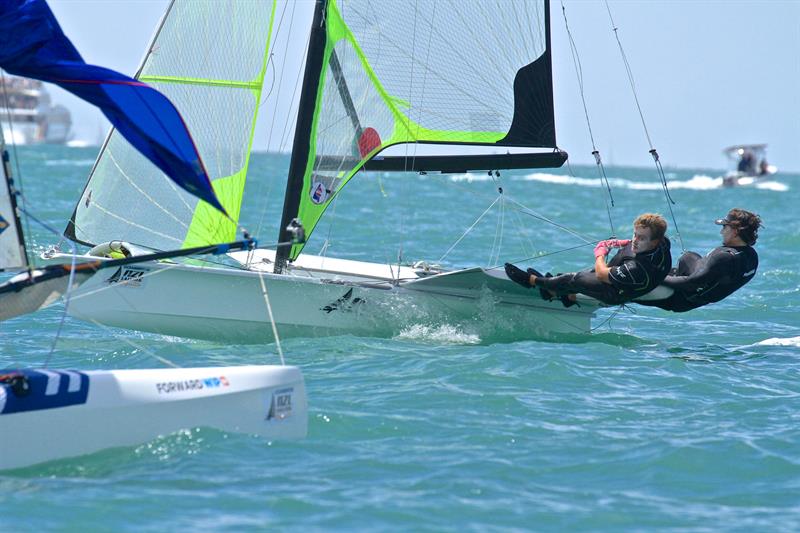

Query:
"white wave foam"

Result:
[[519, 172, 788, 192], [448, 173, 495, 183], [755, 181, 790, 192], [394, 323, 480, 344], [754, 336, 800, 347]]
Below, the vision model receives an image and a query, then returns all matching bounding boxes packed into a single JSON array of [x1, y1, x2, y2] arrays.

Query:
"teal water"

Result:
[[2, 146, 799, 531]]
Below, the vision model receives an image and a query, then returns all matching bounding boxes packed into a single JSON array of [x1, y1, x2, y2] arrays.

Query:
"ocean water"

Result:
[[2, 146, 799, 532]]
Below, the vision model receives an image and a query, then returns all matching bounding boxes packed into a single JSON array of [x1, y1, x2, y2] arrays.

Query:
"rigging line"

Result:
[[590, 304, 623, 332], [393, 0, 424, 279], [17, 207, 78, 369], [485, 240, 597, 271], [253, 3, 294, 243], [256, 269, 285, 366], [489, 191, 506, 268], [487, 175, 504, 268], [88, 319, 180, 368], [320, 183, 343, 263], [603, 1, 652, 149], [261, 0, 291, 143], [504, 196, 594, 243], [407, 0, 436, 173], [430, 173, 594, 255], [602, 0, 685, 251], [278, 22, 310, 153], [430, 172, 596, 247], [438, 195, 501, 263], [560, 0, 616, 236], [511, 201, 537, 261]]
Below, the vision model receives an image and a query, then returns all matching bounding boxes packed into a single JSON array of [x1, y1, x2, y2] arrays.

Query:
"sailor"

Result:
[[505, 213, 672, 307], [637, 208, 761, 313]]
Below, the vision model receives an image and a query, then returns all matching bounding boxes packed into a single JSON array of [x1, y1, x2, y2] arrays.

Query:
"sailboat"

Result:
[[720, 144, 778, 188], [0, 0, 306, 470], [49, 0, 603, 343]]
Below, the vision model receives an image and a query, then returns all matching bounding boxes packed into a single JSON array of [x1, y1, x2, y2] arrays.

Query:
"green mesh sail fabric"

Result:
[[290, 0, 553, 260], [68, 0, 274, 250]]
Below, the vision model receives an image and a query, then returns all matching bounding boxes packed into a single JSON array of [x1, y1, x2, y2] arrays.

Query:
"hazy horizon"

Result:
[[33, 0, 800, 173]]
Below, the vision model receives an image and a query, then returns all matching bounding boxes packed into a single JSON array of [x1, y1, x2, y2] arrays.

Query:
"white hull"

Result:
[[60, 250, 600, 343], [0, 365, 307, 470]]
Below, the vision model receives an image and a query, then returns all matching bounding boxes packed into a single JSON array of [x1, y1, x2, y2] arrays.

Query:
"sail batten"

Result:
[[139, 75, 263, 90]]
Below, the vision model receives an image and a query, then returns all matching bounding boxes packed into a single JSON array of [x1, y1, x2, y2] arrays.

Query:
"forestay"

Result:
[[66, 0, 276, 251], [281, 0, 559, 261]]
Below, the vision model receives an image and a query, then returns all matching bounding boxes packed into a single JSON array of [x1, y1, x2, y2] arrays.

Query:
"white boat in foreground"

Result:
[[0, 365, 307, 470]]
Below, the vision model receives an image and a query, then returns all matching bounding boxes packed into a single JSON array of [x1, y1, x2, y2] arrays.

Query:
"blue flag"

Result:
[[0, 0, 227, 215]]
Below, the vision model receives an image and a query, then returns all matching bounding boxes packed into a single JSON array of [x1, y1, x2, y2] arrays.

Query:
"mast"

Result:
[[274, 0, 328, 274]]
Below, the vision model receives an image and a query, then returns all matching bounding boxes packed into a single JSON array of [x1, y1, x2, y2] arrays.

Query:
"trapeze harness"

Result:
[[536, 239, 672, 306], [638, 246, 758, 312]]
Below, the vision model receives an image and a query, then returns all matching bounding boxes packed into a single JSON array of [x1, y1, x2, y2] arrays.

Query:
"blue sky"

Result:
[[47, 0, 800, 172]]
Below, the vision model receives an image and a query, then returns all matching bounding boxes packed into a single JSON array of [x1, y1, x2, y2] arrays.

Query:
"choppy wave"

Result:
[[44, 159, 96, 167], [394, 323, 481, 344], [517, 172, 789, 192]]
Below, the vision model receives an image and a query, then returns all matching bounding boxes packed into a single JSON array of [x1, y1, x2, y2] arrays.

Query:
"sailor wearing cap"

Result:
[[638, 208, 761, 313]]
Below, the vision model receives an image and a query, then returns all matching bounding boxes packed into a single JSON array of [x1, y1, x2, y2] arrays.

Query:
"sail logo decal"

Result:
[[155, 376, 230, 394], [310, 181, 329, 204], [106, 266, 149, 288], [266, 387, 294, 420], [0, 214, 9, 235], [321, 288, 365, 313]]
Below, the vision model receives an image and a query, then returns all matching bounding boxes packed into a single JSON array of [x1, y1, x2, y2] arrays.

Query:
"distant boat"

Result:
[[0, 75, 72, 145], [720, 144, 778, 187]]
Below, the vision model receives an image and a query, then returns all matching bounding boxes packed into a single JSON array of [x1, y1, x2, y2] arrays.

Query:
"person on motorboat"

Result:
[[737, 149, 757, 175], [505, 213, 672, 307], [758, 159, 771, 176], [636, 208, 761, 313]]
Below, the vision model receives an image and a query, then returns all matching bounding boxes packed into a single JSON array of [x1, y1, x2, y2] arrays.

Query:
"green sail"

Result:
[[289, 0, 552, 260], [68, 1, 276, 251]]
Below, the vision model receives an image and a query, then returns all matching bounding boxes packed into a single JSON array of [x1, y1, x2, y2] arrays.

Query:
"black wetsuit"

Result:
[[536, 238, 672, 306], [638, 245, 758, 312]]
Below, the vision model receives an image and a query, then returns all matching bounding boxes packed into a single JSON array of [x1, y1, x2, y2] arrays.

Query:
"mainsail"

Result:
[[277, 0, 562, 266], [63, 0, 559, 266], [66, 0, 275, 251]]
